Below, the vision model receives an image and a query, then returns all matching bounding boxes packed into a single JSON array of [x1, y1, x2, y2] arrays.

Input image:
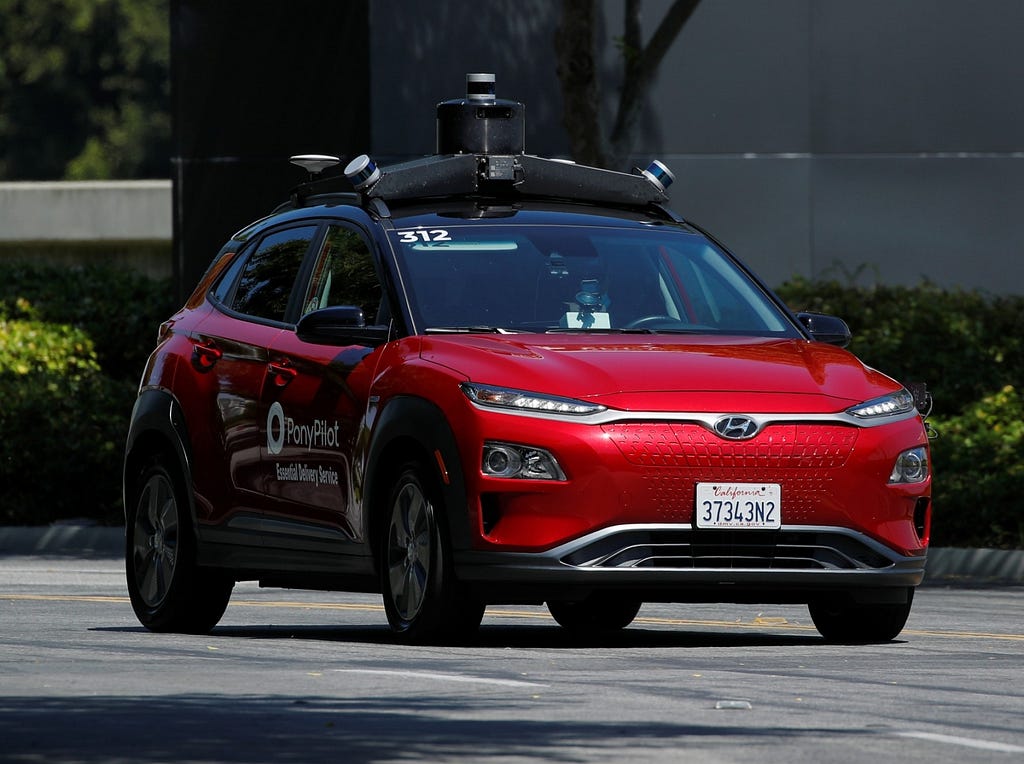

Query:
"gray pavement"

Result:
[[1, 524, 1022, 585]]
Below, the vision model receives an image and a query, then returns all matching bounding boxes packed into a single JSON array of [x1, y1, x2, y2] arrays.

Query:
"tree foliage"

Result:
[[555, 0, 700, 169], [0, 0, 170, 180]]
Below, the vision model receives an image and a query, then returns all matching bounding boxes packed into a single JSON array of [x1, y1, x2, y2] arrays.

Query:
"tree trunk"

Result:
[[554, 0, 609, 168], [555, 0, 702, 170]]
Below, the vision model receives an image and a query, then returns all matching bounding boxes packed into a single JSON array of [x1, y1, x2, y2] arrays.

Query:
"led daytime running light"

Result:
[[848, 389, 915, 419], [462, 384, 605, 416]]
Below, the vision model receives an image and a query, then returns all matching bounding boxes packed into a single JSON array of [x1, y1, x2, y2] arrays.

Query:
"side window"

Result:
[[231, 226, 317, 321], [302, 225, 383, 323]]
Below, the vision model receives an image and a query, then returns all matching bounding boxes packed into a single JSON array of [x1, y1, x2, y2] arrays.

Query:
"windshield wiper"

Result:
[[544, 327, 654, 334], [425, 326, 522, 334]]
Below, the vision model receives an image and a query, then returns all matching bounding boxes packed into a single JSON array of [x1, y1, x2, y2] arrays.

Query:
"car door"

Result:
[[261, 222, 386, 550], [190, 223, 318, 542]]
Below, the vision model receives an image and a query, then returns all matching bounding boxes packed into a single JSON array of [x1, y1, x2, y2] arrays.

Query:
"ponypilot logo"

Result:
[[267, 402, 340, 454]]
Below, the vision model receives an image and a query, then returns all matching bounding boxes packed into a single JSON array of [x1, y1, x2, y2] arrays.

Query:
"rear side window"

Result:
[[230, 226, 317, 321]]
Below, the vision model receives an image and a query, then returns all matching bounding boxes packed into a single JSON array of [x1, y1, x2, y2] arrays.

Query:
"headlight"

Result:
[[889, 446, 929, 484], [461, 383, 605, 416], [848, 389, 916, 419], [482, 442, 566, 480]]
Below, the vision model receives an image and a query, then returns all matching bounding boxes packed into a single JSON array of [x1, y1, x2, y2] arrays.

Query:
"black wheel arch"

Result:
[[363, 395, 472, 572], [123, 389, 196, 532]]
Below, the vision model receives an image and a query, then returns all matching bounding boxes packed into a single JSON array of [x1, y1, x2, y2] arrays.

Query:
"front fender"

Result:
[[364, 395, 473, 554]]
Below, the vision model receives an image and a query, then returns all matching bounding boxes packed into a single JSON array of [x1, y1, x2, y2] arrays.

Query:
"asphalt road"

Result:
[[1, 557, 1022, 764]]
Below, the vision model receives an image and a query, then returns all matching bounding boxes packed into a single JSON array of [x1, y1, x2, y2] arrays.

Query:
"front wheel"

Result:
[[547, 594, 642, 633], [125, 453, 233, 634], [380, 462, 484, 643], [808, 589, 915, 643]]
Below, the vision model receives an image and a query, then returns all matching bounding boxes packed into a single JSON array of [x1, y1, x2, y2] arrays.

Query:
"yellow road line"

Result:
[[3, 594, 1023, 641]]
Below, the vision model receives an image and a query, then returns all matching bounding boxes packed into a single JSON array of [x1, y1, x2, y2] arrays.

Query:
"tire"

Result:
[[380, 462, 484, 643], [125, 453, 233, 634], [547, 594, 642, 633], [808, 589, 915, 643]]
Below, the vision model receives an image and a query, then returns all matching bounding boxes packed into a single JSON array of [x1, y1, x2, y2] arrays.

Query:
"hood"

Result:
[[419, 333, 901, 413]]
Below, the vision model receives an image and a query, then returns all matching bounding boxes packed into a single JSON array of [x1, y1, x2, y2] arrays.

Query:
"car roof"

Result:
[[233, 193, 687, 246]]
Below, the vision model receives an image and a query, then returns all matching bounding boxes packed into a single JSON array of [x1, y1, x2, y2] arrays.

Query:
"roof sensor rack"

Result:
[[293, 74, 676, 210]]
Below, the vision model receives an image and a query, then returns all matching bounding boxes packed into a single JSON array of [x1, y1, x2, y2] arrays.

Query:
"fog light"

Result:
[[483, 444, 522, 478], [482, 442, 565, 480], [890, 446, 929, 484]]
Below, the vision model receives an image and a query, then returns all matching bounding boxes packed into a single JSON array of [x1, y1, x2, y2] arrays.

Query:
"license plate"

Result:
[[695, 483, 781, 529]]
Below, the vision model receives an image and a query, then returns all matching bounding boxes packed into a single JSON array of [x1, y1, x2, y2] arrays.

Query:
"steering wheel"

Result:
[[623, 315, 680, 329]]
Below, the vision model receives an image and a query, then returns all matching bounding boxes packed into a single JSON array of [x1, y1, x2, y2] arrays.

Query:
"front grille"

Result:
[[561, 528, 893, 571], [603, 422, 858, 469], [602, 422, 858, 523]]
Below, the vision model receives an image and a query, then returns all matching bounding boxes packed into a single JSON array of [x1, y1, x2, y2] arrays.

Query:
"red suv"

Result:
[[124, 75, 931, 643]]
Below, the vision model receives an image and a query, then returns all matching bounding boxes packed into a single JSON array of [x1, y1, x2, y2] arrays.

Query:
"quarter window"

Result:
[[231, 226, 317, 321]]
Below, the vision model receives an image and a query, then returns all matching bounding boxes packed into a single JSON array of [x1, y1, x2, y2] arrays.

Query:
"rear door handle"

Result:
[[191, 339, 222, 372], [267, 360, 298, 387]]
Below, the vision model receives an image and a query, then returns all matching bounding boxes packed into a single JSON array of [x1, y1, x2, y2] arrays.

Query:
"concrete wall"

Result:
[[0, 181, 172, 280]]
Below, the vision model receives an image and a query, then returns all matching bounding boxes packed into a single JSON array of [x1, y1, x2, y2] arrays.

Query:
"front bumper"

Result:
[[455, 523, 927, 604]]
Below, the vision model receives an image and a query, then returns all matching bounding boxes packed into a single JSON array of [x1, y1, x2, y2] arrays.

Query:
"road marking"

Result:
[[897, 731, 1024, 753], [331, 668, 547, 689], [1, 594, 128, 603], [3, 594, 1023, 642]]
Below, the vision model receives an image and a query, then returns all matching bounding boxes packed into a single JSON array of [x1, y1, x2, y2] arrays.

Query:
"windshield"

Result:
[[389, 223, 798, 336]]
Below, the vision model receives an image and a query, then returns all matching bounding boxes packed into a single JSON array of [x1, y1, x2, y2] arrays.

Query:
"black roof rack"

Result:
[[361, 153, 668, 207]]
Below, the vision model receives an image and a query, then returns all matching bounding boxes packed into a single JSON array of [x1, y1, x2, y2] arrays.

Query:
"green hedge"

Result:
[[928, 386, 1024, 549], [777, 277, 1024, 416], [0, 265, 1020, 548], [0, 263, 176, 526], [778, 278, 1024, 548]]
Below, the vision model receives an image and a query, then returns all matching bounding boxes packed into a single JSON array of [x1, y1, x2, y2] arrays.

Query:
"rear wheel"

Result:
[[380, 462, 484, 643], [125, 453, 233, 634], [547, 594, 642, 633], [808, 589, 915, 643]]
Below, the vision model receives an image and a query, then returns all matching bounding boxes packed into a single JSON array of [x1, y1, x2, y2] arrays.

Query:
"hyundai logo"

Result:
[[713, 415, 759, 440]]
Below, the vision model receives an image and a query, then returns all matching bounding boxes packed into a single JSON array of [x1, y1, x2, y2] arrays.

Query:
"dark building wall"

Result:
[[171, 0, 369, 298], [368, 0, 1024, 292], [171, 0, 1024, 294]]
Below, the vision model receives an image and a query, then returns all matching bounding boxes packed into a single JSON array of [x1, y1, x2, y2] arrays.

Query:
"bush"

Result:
[[0, 262, 177, 380], [0, 263, 175, 525], [929, 386, 1024, 549]]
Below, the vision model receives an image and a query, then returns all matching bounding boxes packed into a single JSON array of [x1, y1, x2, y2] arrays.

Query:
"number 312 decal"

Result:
[[398, 229, 452, 243]]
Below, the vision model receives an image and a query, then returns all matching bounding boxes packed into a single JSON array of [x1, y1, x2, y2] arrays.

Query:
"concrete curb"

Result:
[[0, 525, 124, 558], [0, 526, 1022, 585], [923, 546, 1024, 586]]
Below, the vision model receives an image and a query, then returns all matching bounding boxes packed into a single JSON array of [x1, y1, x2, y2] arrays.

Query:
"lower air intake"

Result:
[[561, 529, 893, 571]]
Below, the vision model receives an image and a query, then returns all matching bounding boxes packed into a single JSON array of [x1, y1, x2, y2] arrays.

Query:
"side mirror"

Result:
[[796, 311, 852, 348], [296, 306, 389, 347]]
